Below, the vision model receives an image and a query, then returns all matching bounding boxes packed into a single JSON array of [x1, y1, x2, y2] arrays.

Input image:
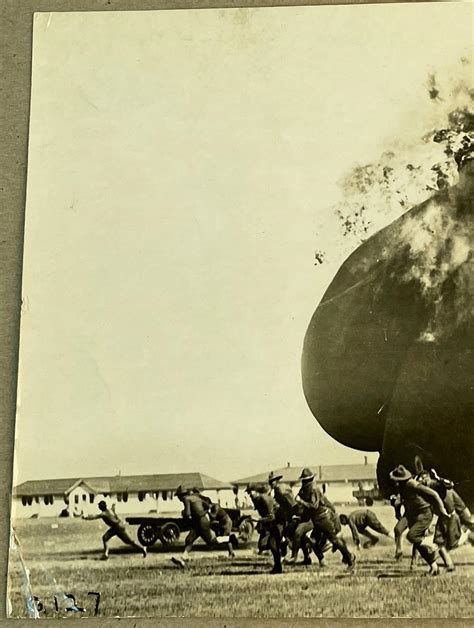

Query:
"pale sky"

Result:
[[14, 3, 472, 484]]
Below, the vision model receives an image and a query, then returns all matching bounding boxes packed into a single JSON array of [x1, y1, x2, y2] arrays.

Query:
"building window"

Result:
[[89, 494, 95, 504], [21, 496, 28, 506], [162, 491, 167, 501], [123, 492, 128, 503], [138, 492, 145, 502], [44, 495, 54, 505], [74, 495, 79, 504], [35, 496, 40, 504], [82, 494, 87, 502], [117, 493, 122, 502]]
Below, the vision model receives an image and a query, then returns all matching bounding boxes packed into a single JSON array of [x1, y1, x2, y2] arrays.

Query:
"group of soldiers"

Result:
[[239, 468, 380, 573], [84, 461, 473, 576], [389, 463, 474, 575]]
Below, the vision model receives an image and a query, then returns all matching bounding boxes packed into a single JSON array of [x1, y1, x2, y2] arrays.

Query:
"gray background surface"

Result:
[[0, 0, 456, 624]]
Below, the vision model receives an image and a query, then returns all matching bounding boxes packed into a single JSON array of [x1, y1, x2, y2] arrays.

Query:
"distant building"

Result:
[[12, 472, 234, 519], [232, 458, 378, 505]]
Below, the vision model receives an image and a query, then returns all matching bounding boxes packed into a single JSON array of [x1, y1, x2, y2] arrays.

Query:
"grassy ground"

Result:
[[7, 506, 474, 618]]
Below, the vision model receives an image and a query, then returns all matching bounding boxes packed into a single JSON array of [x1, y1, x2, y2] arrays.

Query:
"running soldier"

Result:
[[417, 468, 472, 571], [83, 500, 147, 560], [390, 493, 411, 561], [267, 471, 295, 558], [339, 509, 391, 549], [208, 503, 238, 557], [286, 491, 337, 567], [308, 493, 340, 567], [246, 483, 283, 574], [389, 465, 452, 576], [296, 468, 356, 568], [285, 503, 314, 565], [171, 486, 224, 567]]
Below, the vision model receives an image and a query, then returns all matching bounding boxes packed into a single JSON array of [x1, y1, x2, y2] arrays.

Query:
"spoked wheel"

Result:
[[137, 523, 159, 547], [159, 522, 181, 546], [237, 518, 254, 543]]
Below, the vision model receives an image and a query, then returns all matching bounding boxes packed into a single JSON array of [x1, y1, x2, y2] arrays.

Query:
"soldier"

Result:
[[208, 503, 238, 558], [390, 493, 410, 561], [417, 468, 473, 571], [83, 500, 147, 560], [246, 483, 283, 574], [267, 471, 295, 558], [286, 491, 336, 567], [296, 468, 356, 568], [171, 486, 219, 567], [339, 509, 391, 549], [308, 493, 339, 567], [389, 465, 452, 575], [285, 503, 314, 565]]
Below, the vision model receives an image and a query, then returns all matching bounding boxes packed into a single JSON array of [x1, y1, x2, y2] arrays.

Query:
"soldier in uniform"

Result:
[[267, 471, 295, 558], [171, 486, 219, 567], [83, 500, 147, 560], [309, 493, 340, 567], [390, 493, 411, 561], [296, 468, 356, 568], [285, 503, 314, 565], [389, 465, 452, 575], [246, 483, 283, 574], [417, 468, 472, 571], [208, 502, 238, 558], [339, 509, 391, 549], [286, 491, 336, 566]]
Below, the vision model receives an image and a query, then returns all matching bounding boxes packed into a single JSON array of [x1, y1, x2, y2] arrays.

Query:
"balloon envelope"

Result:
[[302, 164, 473, 506]]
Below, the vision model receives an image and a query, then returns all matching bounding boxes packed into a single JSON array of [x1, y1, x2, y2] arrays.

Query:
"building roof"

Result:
[[14, 472, 231, 497], [232, 463, 377, 486]]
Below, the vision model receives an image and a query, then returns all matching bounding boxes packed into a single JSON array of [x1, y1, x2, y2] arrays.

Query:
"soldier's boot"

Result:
[[269, 537, 283, 574], [439, 547, 455, 572], [417, 542, 440, 575], [429, 561, 440, 576]]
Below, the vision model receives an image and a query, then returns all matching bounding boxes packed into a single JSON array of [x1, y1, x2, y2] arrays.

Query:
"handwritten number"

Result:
[[65, 593, 85, 613], [33, 596, 44, 613], [88, 591, 101, 615]]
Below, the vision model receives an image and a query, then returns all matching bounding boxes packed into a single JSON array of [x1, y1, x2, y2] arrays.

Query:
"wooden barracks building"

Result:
[[232, 458, 378, 507], [12, 472, 235, 519], [12, 459, 378, 518]]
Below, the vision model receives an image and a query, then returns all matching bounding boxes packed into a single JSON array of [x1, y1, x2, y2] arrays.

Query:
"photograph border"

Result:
[[0, 1, 464, 625]]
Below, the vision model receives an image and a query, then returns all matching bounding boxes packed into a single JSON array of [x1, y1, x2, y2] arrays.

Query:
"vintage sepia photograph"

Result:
[[7, 2, 474, 618]]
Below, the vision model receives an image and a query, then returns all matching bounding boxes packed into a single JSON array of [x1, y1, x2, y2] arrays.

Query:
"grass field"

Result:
[[8, 506, 474, 619]]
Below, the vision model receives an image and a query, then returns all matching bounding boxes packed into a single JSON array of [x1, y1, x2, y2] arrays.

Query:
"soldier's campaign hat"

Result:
[[175, 485, 188, 497], [299, 467, 314, 482], [389, 465, 412, 482], [245, 483, 257, 494], [268, 471, 283, 484]]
